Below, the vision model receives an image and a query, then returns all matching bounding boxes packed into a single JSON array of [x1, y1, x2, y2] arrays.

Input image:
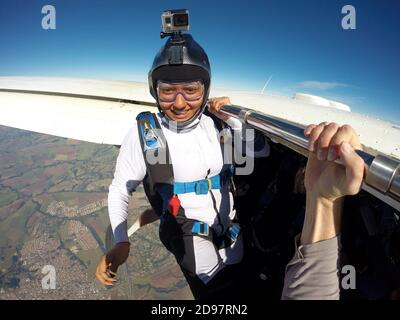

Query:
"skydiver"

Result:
[[95, 29, 365, 300]]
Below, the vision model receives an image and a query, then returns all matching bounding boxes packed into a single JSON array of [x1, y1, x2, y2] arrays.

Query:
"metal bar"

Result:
[[221, 104, 400, 210]]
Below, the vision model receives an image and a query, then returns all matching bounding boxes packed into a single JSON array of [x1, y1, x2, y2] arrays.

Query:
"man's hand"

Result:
[[300, 122, 365, 245], [207, 96, 231, 121], [95, 242, 130, 286], [304, 122, 365, 201]]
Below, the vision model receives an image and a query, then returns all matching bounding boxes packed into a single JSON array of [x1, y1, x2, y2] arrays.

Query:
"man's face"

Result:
[[157, 81, 204, 122]]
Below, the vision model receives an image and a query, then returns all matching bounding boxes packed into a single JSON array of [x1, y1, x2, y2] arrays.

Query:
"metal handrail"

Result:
[[221, 105, 400, 210]]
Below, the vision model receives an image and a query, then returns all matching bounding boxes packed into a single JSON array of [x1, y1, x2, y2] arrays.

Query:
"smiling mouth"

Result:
[[171, 109, 190, 117]]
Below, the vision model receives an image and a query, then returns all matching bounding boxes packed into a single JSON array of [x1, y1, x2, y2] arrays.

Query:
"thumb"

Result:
[[339, 141, 365, 195]]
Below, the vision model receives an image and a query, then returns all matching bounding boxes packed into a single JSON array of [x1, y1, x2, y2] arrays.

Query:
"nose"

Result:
[[172, 93, 187, 110]]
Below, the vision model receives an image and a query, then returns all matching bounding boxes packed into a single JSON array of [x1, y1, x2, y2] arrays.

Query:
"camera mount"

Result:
[[160, 9, 189, 42]]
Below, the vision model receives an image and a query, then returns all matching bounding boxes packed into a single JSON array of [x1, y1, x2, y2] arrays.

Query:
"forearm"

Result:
[[300, 194, 343, 245], [281, 194, 343, 300], [108, 184, 130, 243], [106, 124, 146, 244]]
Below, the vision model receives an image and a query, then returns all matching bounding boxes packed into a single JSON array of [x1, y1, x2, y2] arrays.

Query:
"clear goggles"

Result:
[[156, 80, 204, 103]]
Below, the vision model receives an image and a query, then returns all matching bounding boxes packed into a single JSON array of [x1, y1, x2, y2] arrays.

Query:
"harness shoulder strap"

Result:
[[137, 112, 174, 215]]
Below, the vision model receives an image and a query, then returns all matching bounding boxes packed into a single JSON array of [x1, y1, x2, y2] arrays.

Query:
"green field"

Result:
[[0, 200, 37, 271], [0, 188, 18, 207], [0, 200, 37, 243]]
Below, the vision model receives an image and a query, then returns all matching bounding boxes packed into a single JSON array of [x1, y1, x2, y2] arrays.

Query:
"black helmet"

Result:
[[148, 34, 211, 128]]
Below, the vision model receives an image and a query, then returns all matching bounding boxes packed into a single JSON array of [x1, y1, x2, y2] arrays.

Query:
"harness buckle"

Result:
[[198, 223, 209, 237], [229, 224, 240, 242], [195, 179, 211, 195], [207, 178, 212, 190], [192, 221, 209, 237]]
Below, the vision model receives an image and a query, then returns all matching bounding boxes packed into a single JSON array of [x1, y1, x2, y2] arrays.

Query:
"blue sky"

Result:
[[0, 0, 399, 122]]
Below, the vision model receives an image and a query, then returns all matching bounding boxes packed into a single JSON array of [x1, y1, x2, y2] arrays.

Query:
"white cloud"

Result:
[[298, 81, 350, 90]]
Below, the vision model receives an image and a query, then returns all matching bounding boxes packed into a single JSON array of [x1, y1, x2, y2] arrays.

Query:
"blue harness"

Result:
[[173, 174, 221, 195]]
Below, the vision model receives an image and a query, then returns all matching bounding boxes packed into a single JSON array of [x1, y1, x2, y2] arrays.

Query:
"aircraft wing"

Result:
[[0, 77, 157, 145], [0, 77, 399, 161]]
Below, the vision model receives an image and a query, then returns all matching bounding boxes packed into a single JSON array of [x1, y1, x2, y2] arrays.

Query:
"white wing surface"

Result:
[[0, 76, 399, 160]]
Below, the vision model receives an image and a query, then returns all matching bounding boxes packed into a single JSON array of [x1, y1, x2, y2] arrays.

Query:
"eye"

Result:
[[160, 87, 175, 95], [183, 86, 199, 94]]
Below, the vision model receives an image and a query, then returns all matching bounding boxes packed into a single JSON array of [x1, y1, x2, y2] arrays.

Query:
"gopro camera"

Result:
[[161, 9, 189, 34]]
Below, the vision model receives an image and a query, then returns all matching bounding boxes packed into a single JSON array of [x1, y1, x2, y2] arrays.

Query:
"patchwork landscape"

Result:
[[0, 125, 192, 300]]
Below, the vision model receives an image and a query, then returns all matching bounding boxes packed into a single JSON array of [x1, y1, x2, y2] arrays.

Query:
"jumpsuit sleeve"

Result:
[[281, 234, 341, 300], [108, 123, 147, 243]]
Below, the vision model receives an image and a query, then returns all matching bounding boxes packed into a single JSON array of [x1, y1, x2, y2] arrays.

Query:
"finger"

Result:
[[214, 97, 230, 112], [106, 269, 117, 277], [220, 97, 231, 109], [210, 100, 219, 112], [338, 141, 365, 195], [304, 124, 317, 136], [214, 100, 223, 112], [101, 269, 117, 283], [316, 123, 340, 161], [207, 104, 217, 115], [307, 122, 327, 152], [98, 275, 116, 286], [221, 97, 231, 108], [327, 125, 363, 162], [330, 125, 362, 151], [96, 258, 117, 284], [96, 269, 116, 285], [108, 262, 120, 275], [103, 277, 117, 286]]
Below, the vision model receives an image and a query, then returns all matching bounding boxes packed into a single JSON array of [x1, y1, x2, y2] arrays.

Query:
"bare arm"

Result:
[[282, 123, 365, 300]]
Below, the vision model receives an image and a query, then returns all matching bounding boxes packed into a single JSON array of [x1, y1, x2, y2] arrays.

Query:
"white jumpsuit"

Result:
[[108, 113, 261, 284]]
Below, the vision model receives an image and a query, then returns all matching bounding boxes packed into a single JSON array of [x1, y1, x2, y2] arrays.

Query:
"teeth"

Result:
[[173, 110, 188, 115]]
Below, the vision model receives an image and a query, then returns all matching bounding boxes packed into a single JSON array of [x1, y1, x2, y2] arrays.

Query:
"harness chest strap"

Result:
[[174, 175, 220, 195]]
